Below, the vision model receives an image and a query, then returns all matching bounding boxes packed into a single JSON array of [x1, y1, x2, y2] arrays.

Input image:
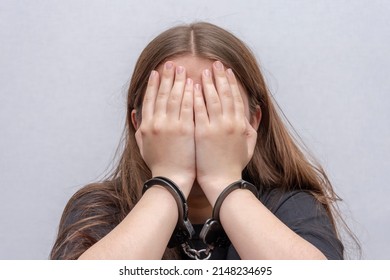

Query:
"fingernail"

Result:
[[227, 68, 234, 76], [186, 78, 193, 85], [214, 61, 223, 70], [203, 69, 211, 77], [177, 66, 184, 74], [195, 84, 201, 91], [165, 61, 173, 70]]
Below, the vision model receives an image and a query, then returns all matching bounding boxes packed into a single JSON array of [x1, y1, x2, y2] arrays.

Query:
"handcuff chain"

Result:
[[181, 242, 213, 260]]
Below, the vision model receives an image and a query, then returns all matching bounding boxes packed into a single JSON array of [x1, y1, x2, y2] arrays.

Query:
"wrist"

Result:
[[151, 172, 194, 198], [199, 180, 258, 249], [140, 184, 178, 214], [213, 180, 258, 216], [198, 175, 242, 206], [142, 177, 195, 248]]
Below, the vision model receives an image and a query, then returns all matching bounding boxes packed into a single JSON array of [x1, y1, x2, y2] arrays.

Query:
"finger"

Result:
[[194, 83, 209, 125], [202, 68, 221, 121], [213, 61, 234, 116], [142, 70, 159, 122], [226, 68, 245, 118], [154, 61, 175, 116], [180, 78, 194, 122], [167, 66, 186, 120]]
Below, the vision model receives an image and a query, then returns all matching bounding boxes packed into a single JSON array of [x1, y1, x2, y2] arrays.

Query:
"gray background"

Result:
[[0, 0, 389, 259]]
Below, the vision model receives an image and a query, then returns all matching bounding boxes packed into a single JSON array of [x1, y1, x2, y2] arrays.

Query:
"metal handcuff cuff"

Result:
[[143, 177, 259, 260]]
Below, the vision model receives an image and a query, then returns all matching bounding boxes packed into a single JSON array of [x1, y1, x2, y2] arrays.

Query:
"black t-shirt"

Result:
[[59, 187, 343, 260], [180, 190, 343, 260]]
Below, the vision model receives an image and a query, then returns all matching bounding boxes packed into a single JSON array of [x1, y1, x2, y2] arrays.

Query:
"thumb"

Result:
[[134, 129, 144, 158], [245, 117, 257, 160]]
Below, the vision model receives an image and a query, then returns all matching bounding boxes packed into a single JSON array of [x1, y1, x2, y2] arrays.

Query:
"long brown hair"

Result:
[[51, 22, 356, 259]]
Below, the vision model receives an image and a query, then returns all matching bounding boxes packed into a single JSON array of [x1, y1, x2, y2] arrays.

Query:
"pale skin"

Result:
[[78, 55, 326, 260]]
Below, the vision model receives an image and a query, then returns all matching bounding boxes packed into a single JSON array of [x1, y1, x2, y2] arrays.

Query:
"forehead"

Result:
[[157, 55, 214, 85]]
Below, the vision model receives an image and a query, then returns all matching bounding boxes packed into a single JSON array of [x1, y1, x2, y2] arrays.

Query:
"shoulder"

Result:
[[60, 181, 124, 228], [260, 188, 344, 260], [51, 181, 124, 259], [260, 189, 325, 220]]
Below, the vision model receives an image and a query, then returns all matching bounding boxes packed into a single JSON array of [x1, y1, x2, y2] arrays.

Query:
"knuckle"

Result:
[[224, 122, 235, 134], [209, 95, 220, 105], [221, 89, 232, 98], [139, 124, 149, 135], [235, 119, 246, 131], [239, 123, 247, 134], [169, 92, 181, 103], [194, 102, 205, 113], [234, 96, 244, 103], [181, 99, 192, 110], [151, 121, 164, 135], [143, 94, 152, 103], [157, 90, 169, 99]]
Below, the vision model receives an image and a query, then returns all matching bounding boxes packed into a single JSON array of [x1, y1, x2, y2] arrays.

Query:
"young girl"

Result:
[[51, 22, 347, 260]]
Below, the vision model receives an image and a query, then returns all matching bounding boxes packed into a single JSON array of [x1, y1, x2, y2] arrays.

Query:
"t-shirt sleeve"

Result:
[[264, 191, 344, 260]]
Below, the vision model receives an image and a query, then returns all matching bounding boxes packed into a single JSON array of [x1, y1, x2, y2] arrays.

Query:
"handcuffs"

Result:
[[143, 177, 259, 260]]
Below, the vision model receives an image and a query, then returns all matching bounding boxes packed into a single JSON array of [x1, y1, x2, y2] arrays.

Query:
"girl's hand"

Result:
[[194, 61, 257, 206], [135, 62, 196, 197]]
